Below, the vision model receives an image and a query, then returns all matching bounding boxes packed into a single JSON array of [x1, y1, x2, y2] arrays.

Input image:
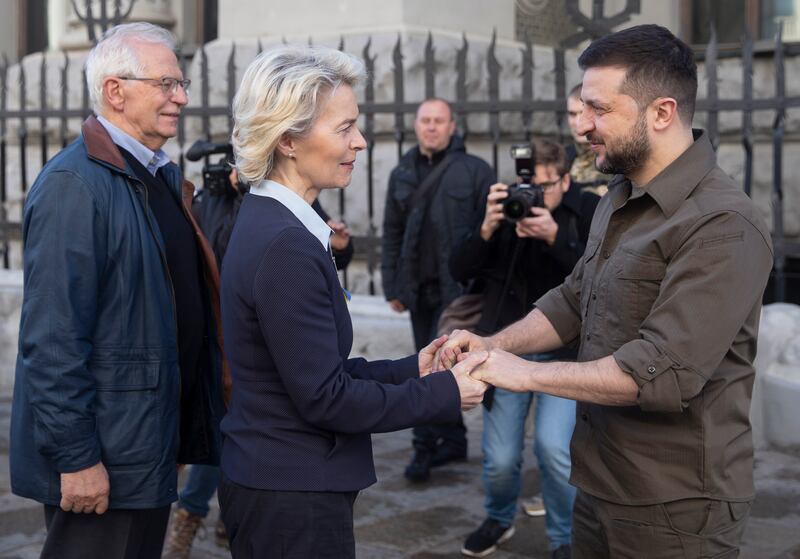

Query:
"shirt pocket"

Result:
[[613, 250, 667, 343]]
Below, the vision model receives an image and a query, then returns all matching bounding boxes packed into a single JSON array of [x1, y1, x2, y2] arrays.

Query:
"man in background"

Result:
[[566, 83, 612, 196], [382, 98, 495, 482]]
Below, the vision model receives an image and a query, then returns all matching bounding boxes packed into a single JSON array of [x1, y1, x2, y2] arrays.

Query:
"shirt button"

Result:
[[592, 293, 597, 300], [586, 334, 591, 341], [581, 413, 589, 422], [647, 365, 657, 374], [603, 250, 611, 259]]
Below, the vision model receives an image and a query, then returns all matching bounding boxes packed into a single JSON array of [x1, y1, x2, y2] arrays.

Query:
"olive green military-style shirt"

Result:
[[536, 130, 773, 505]]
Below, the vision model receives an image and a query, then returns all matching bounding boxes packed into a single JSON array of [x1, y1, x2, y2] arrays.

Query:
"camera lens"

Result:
[[503, 199, 527, 221]]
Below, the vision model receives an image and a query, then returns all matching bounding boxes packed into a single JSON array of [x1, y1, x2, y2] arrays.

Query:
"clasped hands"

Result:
[[419, 330, 532, 410]]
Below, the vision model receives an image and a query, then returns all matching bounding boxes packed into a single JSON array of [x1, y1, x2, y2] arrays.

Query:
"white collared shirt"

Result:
[[96, 115, 172, 176], [249, 179, 333, 250]]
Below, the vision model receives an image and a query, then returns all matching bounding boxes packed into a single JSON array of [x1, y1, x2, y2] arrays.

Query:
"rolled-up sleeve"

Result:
[[613, 211, 773, 412]]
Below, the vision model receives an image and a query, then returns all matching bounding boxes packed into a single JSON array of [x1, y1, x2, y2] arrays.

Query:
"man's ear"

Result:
[[561, 173, 571, 193], [651, 97, 679, 132], [102, 77, 126, 112]]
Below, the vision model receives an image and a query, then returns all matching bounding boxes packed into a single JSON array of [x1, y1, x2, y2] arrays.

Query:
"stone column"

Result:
[[58, 0, 177, 50]]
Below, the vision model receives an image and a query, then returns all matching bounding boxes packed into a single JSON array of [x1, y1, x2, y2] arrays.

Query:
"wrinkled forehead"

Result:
[[131, 40, 181, 76]]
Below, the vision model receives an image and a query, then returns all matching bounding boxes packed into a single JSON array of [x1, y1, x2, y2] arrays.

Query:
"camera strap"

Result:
[[409, 152, 457, 208]]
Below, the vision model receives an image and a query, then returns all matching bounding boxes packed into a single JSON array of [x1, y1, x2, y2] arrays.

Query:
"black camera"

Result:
[[186, 140, 235, 196], [502, 144, 543, 222]]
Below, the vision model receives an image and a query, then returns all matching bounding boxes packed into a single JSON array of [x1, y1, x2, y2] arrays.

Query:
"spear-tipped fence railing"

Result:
[[0, 11, 798, 299]]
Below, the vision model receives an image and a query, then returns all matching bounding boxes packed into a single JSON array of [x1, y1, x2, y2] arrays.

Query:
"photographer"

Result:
[[452, 138, 599, 559]]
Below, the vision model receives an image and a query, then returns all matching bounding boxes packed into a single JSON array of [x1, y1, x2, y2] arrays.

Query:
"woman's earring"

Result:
[[289, 152, 295, 159]]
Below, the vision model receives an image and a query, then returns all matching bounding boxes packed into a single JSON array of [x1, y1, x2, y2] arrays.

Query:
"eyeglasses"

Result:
[[118, 76, 191, 95], [533, 177, 565, 192]]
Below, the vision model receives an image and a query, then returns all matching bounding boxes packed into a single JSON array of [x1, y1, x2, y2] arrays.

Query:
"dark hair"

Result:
[[568, 83, 582, 99], [532, 138, 569, 177], [577, 24, 697, 124]]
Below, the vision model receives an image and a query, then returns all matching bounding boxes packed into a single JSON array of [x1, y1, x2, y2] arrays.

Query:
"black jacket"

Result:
[[450, 183, 600, 353], [381, 136, 495, 311]]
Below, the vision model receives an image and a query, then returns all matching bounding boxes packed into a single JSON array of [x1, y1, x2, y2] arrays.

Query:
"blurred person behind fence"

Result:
[[438, 24, 773, 557], [9, 22, 228, 559], [566, 83, 612, 197], [381, 98, 495, 483], [452, 138, 599, 558], [217, 45, 488, 558]]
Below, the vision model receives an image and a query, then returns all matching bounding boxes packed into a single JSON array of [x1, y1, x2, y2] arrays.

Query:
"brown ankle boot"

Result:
[[161, 507, 204, 559]]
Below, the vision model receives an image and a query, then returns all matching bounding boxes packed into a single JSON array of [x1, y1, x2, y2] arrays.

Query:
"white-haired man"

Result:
[[10, 22, 227, 559]]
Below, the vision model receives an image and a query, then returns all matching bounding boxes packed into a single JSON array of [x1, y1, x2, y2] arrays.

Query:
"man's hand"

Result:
[[516, 206, 558, 245], [470, 349, 535, 393], [60, 462, 110, 515], [450, 351, 490, 410], [435, 329, 493, 370], [327, 219, 351, 251], [419, 334, 449, 377], [388, 299, 406, 313], [480, 183, 509, 241]]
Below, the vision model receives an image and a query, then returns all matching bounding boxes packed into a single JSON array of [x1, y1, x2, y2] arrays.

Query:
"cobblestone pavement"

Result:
[[2, 396, 800, 558]]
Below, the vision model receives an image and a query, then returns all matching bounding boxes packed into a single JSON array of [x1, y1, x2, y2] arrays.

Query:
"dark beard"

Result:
[[595, 112, 650, 177]]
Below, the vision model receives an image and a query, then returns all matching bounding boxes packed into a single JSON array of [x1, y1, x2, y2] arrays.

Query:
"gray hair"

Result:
[[85, 22, 177, 111], [232, 46, 366, 185]]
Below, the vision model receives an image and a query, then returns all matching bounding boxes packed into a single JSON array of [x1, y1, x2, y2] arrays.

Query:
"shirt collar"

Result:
[[96, 115, 171, 176], [639, 129, 716, 217], [250, 179, 333, 250]]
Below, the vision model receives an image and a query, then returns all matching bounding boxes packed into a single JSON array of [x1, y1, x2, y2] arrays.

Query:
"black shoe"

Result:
[[430, 443, 467, 467], [552, 544, 571, 559], [461, 518, 515, 557], [404, 450, 432, 482]]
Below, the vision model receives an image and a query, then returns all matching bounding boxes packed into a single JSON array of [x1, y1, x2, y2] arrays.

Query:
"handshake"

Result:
[[419, 329, 518, 411]]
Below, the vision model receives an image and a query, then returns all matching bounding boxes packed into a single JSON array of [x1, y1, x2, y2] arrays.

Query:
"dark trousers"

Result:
[[409, 291, 467, 453], [571, 489, 751, 558], [41, 504, 170, 559], [218, 475, 358, 559]]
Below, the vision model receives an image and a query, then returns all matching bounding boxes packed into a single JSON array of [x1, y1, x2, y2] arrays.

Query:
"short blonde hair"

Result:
[[85, 22, 177, 112], [231, 46, 365, 185]]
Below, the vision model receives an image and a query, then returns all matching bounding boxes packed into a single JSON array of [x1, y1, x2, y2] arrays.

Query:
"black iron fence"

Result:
[[0, 9, 798, 300]]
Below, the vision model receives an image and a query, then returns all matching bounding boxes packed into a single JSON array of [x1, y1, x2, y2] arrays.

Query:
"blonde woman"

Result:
[[218, 46, 488, 558]]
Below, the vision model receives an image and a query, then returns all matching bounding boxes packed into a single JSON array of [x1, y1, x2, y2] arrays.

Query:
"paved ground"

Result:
[[1, 395, 800, 558]]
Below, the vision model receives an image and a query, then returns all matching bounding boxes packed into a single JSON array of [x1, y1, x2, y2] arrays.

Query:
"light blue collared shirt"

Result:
[[249, 179, 333, 250], [96, 115, 172, 176]]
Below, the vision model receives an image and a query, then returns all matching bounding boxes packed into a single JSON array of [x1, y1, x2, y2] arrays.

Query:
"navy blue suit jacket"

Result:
[[220, 194, 461, 491]]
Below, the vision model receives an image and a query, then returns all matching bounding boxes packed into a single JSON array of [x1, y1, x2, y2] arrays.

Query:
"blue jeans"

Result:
[[482, 366, 577, 549], [179, 464, 221, 518]]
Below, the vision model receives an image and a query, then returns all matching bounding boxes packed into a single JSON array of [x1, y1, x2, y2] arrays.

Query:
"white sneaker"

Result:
[[521, 494, 546, 517]]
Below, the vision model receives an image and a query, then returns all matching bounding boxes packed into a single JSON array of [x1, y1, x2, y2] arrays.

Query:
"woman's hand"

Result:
[[419, 334, 449, 377], [480, 183, 509, 241]]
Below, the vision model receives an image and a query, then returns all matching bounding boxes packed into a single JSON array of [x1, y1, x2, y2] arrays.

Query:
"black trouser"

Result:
[[41, 504, 170, 559], [218, 475, 358, 559], [571, 489, 751, 558], [409, 286, 467, 453]]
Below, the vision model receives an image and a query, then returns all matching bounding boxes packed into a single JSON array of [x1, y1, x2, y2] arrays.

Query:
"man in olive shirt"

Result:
[[439, 25, 772, 557]]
